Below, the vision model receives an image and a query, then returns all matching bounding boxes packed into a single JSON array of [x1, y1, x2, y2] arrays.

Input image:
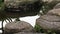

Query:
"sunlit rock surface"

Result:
[[4, 21, 33, 34], [36, 15, 60, 30]]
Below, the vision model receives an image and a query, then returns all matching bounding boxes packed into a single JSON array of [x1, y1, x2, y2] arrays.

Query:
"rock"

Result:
[[47, 8, 60, 16], [4, 0, 38, 6], [42, 0, 53, 3], [4, 0, 42, 7], [42, 0, 60, 3], [54, 3, 60, 9], [36, 15, 60, 31], [36, 8, 60, 32], [39, 15, 60, 22], [4, 21, 33, 34], [4, 0, 43, 17], [4, 0, 39, 9], [14, 32, 45, 34]]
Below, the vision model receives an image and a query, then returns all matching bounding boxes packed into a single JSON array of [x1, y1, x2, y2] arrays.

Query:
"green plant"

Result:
[[34, 24, 45, 33], [34, 24, 57, 34]]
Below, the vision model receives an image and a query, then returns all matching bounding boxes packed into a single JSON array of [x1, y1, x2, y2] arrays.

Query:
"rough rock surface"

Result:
[[47, 8, 60, 16], [14, 32, 45, 34], [4, 0, 42, 17], [36, 8, 60, 31], [42, 0, 53, 3], [4, 0, 38, 6], [4, 21, 33, 34], [36, 15, 60, 30], [42, 0, 60, 3], [4, 0, 40, 9], [54, 3, 60, 9]]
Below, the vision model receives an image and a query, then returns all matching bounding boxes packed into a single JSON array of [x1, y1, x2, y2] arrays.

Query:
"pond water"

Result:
[[0, 15, 40, 33]]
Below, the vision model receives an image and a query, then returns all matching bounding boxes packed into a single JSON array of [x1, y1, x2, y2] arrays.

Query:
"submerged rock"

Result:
[[4, 21, 33, 34]]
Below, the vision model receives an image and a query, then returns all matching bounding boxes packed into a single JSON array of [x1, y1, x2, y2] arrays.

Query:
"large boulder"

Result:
[[4, 0, 43, 17], [36, 9, 60, 32], [36, 15, 60, 30], [36, 15, 60, 32], [4, 21, 33, 34]]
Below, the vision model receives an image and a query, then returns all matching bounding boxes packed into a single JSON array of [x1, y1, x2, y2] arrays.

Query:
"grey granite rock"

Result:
[[36, 15, 60, 31], [4, 21, 33, 34]]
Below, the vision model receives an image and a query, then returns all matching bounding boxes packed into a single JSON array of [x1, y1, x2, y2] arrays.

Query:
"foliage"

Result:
[[0, 0, 3, 3], [0, 0, 4, 12], [34, 24, 57, 34], [0, 1, 7, 21], [34, 24, 45, 33]]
